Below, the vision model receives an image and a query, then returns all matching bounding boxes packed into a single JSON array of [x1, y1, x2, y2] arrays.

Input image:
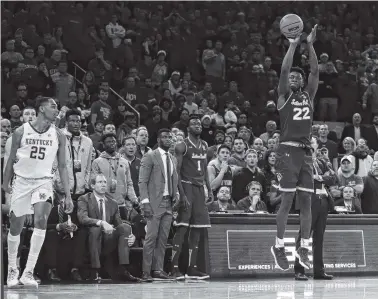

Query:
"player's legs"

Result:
[[20, 182, 53, 287]]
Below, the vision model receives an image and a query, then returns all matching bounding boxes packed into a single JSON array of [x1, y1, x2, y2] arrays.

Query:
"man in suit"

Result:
[[367, 113, 378, 152], [139, 129, 177, 281], [339, 113, 371, 152], [39, 193, 86, 282], [77, 173, 140, 282]]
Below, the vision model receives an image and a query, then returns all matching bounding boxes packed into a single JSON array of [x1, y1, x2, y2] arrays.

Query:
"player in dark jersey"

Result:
[[170, 115, 213, 280], [271, 24, 319, 272]]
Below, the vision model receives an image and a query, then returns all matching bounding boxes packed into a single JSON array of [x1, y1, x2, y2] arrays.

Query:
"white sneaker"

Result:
[[20, 270, 38, 287], [7, 267, 20, 287]]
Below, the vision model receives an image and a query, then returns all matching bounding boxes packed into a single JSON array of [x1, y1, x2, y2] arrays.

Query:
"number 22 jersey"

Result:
[[278, 90, 313, 147], [181, 138, 208, 186], [13, 122, 59, 179]]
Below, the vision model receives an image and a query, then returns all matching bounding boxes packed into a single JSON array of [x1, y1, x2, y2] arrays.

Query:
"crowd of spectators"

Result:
[[1, 1, 378, 283]]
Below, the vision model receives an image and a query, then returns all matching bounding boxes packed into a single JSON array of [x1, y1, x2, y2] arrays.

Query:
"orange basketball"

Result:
[[280, 14, 304, 39]]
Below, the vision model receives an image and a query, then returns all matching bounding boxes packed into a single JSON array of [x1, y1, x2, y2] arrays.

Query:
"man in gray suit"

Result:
[[77, 173, 140, 282], [139, 128, 178, 281]]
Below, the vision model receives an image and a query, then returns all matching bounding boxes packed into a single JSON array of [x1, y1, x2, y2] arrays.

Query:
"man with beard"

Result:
[[361, 160, 378, 214], [238, 126, 253, 146], [318, 124, 338, 172], [228, 137, 247, 167], [171, 115, 213, 280], [120, 136, 141, 198], [231, 149, 266, 203], [207, 186, 236, 212], [208, 145, 237, 200]]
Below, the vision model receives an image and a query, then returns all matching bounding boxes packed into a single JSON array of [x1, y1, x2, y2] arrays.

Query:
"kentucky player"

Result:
[[271, 25, 319, 271], [2, 97, 73, 287]]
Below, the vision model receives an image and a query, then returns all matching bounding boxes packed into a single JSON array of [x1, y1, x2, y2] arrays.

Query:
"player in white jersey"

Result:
[[2, 97, 73, 287]]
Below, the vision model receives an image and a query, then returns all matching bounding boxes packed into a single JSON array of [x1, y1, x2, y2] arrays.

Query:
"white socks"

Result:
[[275, 237, 285, 248], [7, 233, 20, 269], [24, 228, 46, 273]]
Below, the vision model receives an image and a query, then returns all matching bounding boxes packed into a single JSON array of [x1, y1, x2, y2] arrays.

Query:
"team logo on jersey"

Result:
[[192, 153, 206, 159], [291, 98, 309, 107]]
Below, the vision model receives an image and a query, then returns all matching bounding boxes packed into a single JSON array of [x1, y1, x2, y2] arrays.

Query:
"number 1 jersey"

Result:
[[278, 90, 313, 147], [13, 122, 59, 179], [181, 138, 208, 186]]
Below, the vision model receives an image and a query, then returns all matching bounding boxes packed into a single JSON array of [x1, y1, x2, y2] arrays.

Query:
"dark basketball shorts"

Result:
[[175, 182, 211, 228], [275, 144, 314, 193]]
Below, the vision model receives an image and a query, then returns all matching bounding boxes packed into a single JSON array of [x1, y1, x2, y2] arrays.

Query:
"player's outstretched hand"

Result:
[[64, 194, 74, 214], [307, 24, 318, 44]]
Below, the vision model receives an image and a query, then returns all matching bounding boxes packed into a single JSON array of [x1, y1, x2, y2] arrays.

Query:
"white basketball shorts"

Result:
[[10, 175, 54, 217]]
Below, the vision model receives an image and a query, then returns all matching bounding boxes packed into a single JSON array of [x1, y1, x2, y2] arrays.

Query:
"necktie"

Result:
[[58, 203, 65, 223], [99, 199, 104, 221], [166, 152, 173, 197]]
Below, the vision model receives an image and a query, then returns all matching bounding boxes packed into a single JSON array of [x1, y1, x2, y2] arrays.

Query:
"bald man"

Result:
[[9, 105, 22, 130], [260, 120, 277, 146], [1, 119, 11, 134], [339, 113, 371, 153]]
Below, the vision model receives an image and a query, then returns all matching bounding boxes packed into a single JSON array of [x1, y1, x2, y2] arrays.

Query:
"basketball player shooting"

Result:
[[271, 24, 319, 271], [2, 97, 73, 287], [171, 115, 213, 280]]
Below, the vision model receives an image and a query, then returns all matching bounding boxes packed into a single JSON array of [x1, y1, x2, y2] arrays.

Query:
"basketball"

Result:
[[280, 14, 304, 39]]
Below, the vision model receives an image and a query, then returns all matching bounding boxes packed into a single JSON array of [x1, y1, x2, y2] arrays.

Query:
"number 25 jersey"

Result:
[[278, 90, 313, 147], [13, 122, 59, 179], [181, 138, 208, 186]]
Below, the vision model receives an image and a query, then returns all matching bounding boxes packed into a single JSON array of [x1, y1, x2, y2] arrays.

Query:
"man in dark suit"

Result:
[[339, 113, 371, 152], [39, 193, 86, 282], [139, 129, 178, 281], [366, 113, 378, 152], [77, 173, 140, 282]]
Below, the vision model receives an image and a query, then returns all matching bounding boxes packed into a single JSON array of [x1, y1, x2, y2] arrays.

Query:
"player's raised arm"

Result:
[[56, 128, 73, 213], [2, 127, 24, 192], [277, 35, 301, 108], [305, 25, 319, 103]]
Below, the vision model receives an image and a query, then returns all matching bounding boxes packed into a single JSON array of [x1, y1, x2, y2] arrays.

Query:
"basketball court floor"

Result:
[[4, 277, 378, 299]]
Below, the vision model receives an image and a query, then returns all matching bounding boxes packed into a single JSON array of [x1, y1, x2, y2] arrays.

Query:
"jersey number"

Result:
[[30, 146, 46, 160], [293, 107, 310, 120]]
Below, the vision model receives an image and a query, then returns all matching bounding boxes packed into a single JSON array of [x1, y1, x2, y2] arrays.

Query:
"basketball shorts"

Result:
[[275, 144, 314, 193], [175, 182, 211, 228], [10, 175, 54, 217]]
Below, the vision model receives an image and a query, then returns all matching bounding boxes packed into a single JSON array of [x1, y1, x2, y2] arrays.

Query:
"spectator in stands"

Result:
[[1, 39, 23, 65], [260, 121, 277, 145], [183, 92, 199, 116], [135, 126, 151, 159], [336, 186, 362, 214], [88, 46, 112, 83], [361, 160, 378, 213], [77, 173, 140, 282], [203, 40, 226, 94], [339, 113, 371, 151], [200, 115, 215, 146], [236, 181, 268, 213], [262, 149, 277, 192], [228, 137, 247, 168], [105, 14, 126, 49], [40, 194, 85, 282], [119, 136, 141, 199], [90, 88, 113, 126], [104, 123, 116, 135], [318, 124, 339, 171], [208, 145, 235, 200], [232, 149, 266, 203], [367, 113, 378, 151], [267, 137, 277, 150], [8, 105, 22, 130], [353, 143, 374, 178], [90, 121, 104, 151], [91, 133, 138, 206], [116, 111, 135, 145], [207, 186, 236, 212]]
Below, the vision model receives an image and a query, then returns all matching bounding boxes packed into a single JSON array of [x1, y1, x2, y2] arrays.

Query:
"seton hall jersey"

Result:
[[278, 91, 313, 146], [181, 138, 208, 186], [13, 122, 59, 179]]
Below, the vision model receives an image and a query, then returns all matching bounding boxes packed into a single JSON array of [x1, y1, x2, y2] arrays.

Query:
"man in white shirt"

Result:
[[105, 14, 126, 48], [139, 129, 178, 281], [77, 173, 139, 282]]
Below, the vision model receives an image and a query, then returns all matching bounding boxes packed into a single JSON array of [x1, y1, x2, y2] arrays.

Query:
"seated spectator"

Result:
[[39, 194, 86, 282], [77, 174, 140, 281], [335, 186, 362, 214], [236, 181, 268, 213], [207, 186, 236, 212], [231, 149, 266, 203], [352, 143, 374, 178], [361, 160, 378, 214]]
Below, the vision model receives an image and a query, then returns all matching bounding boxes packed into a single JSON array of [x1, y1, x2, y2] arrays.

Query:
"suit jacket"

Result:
[[77, 192, 122, 227], [138, 148, 178, 213], [339, 124, 371, 152], [366, 125, 378, 152], [47, 200, 80, 230]]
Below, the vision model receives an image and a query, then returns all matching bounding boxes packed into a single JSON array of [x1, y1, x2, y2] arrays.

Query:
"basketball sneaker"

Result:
[[20, 270, 38, 287], [7, 267, 20, 287], [169, 267, 185, 281], [271, 246, 289, 271], [296, 247, 311, 269], [185, 266, 210, 280]]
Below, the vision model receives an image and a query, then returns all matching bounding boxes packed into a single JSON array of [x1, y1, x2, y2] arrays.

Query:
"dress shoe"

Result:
[[314, 273, 333, 280], [47, 269, 61, 282], [122, 270, 142, 282], [141, 272, 153, 282], [71, 269, 82, 282], [295, 273, 309, 281], [152, 270, 170, 280]]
